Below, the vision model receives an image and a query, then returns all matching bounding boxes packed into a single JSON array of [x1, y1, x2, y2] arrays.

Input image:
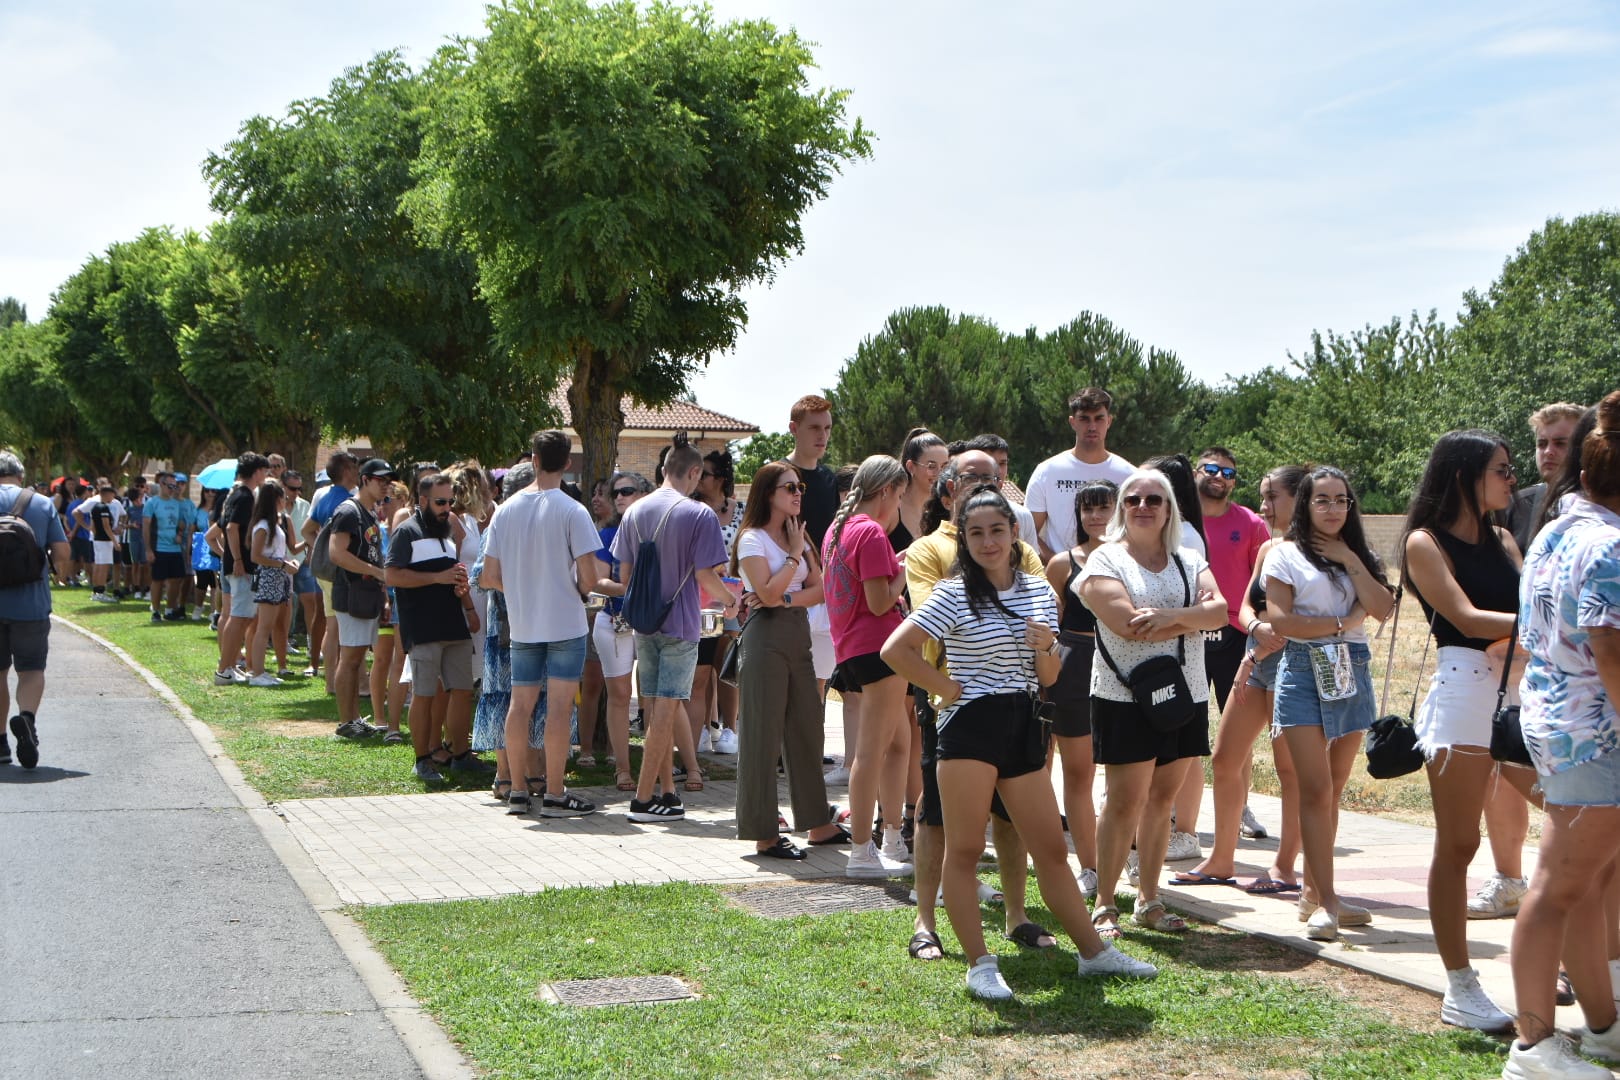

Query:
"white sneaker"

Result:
[[965, 955, 1013, 1000], [1298, 897, 1372, 926], [1078, 867, 1099, 902], [1306, 907, 1339, 941], [1165, 830, 1202, 862], [1126, 850, 1140, 888], [881, 827, 911, 865], [1240, 805, 1268, 839], [1077, 943, 1158, 979], [697, 727, 712, 753], [246, 673, 282, 687], [1575, 1023, 1620, 1064], [1469, 872, 1529, 919], [823, 766, 850, 785], [714, 728, 739, 755], [1441, 967, 1514, 1031], [1503, 1034, 1614, 1079], [846, 839, 913, 879]]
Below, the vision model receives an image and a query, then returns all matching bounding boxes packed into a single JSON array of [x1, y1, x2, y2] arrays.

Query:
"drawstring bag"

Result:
[[1365, 588, 1426, 779]]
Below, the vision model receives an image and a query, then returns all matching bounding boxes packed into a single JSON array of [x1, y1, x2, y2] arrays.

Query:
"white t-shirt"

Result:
[[482, 487, 601, 644], [904, 572, 1059, 729], [1261, 541, 1368, 644], [1010, 501, 1038, 551], [1076, 542, 1210, 702], [1180, 521, 1206, 559], [251, 519, 288, 561], [1024, 451, 1134, 552], [736, 528, 809, 595]]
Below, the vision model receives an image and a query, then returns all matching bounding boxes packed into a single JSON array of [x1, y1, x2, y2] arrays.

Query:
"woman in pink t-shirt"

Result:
[[824, 455, 914, 878]]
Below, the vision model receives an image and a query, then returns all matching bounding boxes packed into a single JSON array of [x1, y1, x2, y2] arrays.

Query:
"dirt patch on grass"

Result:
[[263, 720, 336, 738]]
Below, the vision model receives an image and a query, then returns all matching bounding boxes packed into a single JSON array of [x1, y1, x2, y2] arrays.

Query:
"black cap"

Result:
[[359, 458, 396, 479]]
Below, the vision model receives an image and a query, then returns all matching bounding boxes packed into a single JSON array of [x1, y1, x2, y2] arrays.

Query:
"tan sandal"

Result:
[[1092, 905, 1122, 940], [1134, 898, 1188, 933], [684, 774, 705, 792], [616, 771, 636, 792]]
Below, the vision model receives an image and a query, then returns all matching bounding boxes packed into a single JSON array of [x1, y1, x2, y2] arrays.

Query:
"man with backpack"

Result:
[[480, 430, 602, 817], [0, 451, 70, 770], [612, 433, 737, 823], [324, 458, 395, 740]]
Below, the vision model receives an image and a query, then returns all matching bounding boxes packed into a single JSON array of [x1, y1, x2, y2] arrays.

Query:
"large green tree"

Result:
[[0, 318, 96, 480], [205, 52, 540, 465], [409, 0, 871, 493], [1446, 212, 1620, 469], [0, 297, 24, 329]]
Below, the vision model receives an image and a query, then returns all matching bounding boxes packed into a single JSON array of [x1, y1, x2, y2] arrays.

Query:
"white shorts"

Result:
[[810, 627, 835, 682], [93, 540, 115, 566], [591, 610, 636, 679], [336, 612, 379, 649], [1414, 646, 1518, 757]]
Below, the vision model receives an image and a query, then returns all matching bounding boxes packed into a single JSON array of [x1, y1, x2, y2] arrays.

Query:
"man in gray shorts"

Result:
[[386, 473, 488, 782], [327, 459, 394, 739], [0, 451, 71, 770]]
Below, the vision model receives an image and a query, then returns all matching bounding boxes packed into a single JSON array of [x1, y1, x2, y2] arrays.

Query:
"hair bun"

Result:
[[1599, 390, 1620, 434], [672, 431, 690, 449]]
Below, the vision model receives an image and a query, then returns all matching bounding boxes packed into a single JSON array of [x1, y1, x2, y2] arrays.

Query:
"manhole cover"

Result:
[[538, 975, 697, 1007], [726, 880, 914, 919]]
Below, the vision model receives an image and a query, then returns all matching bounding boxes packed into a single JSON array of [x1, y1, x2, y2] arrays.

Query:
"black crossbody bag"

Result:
[[1093, 554, 1200, 732], [1489, 621, 1532, 766], [1364, 587, 1428, 779]]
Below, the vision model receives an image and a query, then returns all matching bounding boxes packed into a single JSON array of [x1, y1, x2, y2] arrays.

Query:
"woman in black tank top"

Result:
[[1402, 430, 1535, 1030], [1181, 465, 1306, 893], [1043, 480, 1116, 891]]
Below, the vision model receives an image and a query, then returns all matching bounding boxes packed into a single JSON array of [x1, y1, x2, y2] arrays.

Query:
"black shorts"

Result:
[[936, 692, 1049, 780], [1050, 635, 1094, 739], [915, 688, 1010, 827], [1091, 696, 1210, 767], [1203, 624, 1247, 712], [113, 543, 130, 565], [196, 569, 217, 589], [0, 618, 50, 672], [831, 651, 894, 693], [697, 635, 719, 667], [152, 551, 187, 581], [70, 536, 93, 563]]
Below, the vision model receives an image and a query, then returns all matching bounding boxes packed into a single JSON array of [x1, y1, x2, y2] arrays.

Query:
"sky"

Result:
[[3, 1, 1618, 439]]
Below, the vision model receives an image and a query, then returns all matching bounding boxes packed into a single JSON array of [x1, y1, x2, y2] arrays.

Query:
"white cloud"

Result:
[[1479, 27, 1619, 56]]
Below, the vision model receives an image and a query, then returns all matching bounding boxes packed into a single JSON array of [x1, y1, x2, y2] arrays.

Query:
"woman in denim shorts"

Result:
[[1182, 465, 1305, 895], [1262, 466, 1395, 942]]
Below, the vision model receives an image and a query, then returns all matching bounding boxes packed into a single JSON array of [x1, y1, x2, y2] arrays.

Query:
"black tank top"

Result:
[[1059, 550, 1098, 637], [1414, 528, 1519, 651], [1248, 575, 1267, 616]]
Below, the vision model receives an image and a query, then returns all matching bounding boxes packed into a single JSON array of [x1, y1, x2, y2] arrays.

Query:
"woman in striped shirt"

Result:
[[884, 485, 1158, 1000]]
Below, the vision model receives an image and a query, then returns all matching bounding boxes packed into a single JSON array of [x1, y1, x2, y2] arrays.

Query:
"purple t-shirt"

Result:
[[610, 487, 727, 642]]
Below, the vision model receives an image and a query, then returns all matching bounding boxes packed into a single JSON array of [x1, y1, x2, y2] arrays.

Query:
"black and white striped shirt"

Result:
[[904, 572, 1060, 729]]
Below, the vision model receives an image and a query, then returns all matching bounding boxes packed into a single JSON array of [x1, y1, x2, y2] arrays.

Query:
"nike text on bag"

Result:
[[0, 490, 46, 589], [621, 500, 696, 636]]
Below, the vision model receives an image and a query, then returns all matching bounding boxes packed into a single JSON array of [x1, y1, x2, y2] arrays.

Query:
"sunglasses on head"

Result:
[[1199, 463, 1237, 480], [612, 487, 637, 498], [1123, 493, 1165, 508], [779, 482, 807, 495]]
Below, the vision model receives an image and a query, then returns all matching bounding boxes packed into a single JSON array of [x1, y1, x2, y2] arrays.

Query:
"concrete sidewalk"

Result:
[[0, 621, 458, 1080]]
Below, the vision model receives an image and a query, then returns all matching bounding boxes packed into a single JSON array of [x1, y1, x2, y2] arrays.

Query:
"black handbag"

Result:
[[1365, 586, 1427, 780], [345, 572, 385, 620], [1489, 622, 1532, 767], [1093, 555, 1200, 732]]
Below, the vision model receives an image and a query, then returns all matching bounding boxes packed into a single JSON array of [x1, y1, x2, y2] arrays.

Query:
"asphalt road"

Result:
[[0, 619, 424, 1079]]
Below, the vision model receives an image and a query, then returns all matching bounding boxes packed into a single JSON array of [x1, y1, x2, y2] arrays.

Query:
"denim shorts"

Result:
[[292, 560, 319, 596], [1245, 636, 1282, 691], [635, 633, 699, 699], [226, 574, 256, 618], [1272, 640, 1375, 740], [511, 635, 588, 687], [1539, 752, 1620, 807]]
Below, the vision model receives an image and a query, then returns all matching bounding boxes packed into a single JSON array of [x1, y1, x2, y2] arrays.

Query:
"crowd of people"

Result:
[[2, 381, 1618, 1078]]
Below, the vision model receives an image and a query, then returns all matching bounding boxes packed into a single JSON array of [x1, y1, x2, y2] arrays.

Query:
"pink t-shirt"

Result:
[[824, 514, 903, 663], [1203, 502, 1271, 629]]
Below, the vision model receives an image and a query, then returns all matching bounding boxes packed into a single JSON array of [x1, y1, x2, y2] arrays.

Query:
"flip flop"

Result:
[[908, 930, 944, 961], [1167, 871, 1238, 887], [1245, 875, 1300, 895], [1006, 921, 1056, 949]]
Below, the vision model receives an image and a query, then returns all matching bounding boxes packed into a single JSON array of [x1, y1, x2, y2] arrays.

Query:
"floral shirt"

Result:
[[1519, 496, 1620, 775]]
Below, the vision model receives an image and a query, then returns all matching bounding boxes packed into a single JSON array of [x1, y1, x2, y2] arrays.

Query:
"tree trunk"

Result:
[[567, 347, 626, 501]]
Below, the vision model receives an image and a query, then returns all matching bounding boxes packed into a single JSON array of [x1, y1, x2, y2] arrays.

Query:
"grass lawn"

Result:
[[354, 879, 1508, 1080], [51, 591, 735, 802]]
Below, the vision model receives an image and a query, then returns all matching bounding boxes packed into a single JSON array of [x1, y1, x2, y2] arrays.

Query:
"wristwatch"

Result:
[[783, 591, 793, 606]]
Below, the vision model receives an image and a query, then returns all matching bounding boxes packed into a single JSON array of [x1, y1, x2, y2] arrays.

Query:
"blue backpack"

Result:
[[620, 499, 695, 635]]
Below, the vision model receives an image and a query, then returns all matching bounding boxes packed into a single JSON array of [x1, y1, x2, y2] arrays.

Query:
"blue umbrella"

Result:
[[195, 457, 238, 489]]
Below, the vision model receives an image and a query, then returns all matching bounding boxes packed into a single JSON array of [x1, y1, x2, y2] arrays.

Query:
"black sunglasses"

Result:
[[430, 498, 452, 507], [1199, 463, 1238, 480], [1123, 493, 1165, 508], [613, 487, 637, 498], [779, 482, 807, 495], [286, 485, 302, 493]]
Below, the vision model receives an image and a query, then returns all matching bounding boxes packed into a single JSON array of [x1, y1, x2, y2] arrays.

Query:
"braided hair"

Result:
[[825, 455, 907, 563]]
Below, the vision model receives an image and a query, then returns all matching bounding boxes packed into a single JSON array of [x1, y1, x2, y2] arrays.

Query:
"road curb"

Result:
[[53, 614, 476, 1080]]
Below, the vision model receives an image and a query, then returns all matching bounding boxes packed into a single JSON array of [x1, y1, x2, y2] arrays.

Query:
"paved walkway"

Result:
[[0, 621, 462, 1080]]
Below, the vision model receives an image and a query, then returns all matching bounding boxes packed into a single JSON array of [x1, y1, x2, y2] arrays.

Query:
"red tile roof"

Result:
[[549, 384, 759, 435]]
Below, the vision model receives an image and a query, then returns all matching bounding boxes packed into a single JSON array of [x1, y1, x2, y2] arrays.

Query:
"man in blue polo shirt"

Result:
[[0, 451, 70, 770]]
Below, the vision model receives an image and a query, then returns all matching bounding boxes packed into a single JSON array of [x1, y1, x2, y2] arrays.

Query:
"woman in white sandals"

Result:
[[1079, 469, 1227, 940]]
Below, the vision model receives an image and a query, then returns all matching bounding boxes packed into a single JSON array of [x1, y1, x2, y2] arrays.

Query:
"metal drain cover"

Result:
[[538, 975, 697, 1007], [726, 880, 914, 919]]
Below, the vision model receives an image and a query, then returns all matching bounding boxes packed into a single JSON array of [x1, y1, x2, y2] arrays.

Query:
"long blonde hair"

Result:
[[445, 460, 488, 522], [825, 455, 907, 561]]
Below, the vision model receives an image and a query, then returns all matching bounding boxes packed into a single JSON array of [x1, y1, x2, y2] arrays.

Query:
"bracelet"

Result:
[[1246, 618, 1261, 636], [783, 555, 800, 566]]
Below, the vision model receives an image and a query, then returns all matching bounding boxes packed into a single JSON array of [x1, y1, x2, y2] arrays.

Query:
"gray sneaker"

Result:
[[413, 757, 446, 783], [334, 718, 378, 740], [1467, 872, 1528, 919], [449, 751, 497, 776]]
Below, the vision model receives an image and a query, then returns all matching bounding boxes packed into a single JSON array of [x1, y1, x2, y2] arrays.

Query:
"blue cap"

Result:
[[173, 473, 188, 483]]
